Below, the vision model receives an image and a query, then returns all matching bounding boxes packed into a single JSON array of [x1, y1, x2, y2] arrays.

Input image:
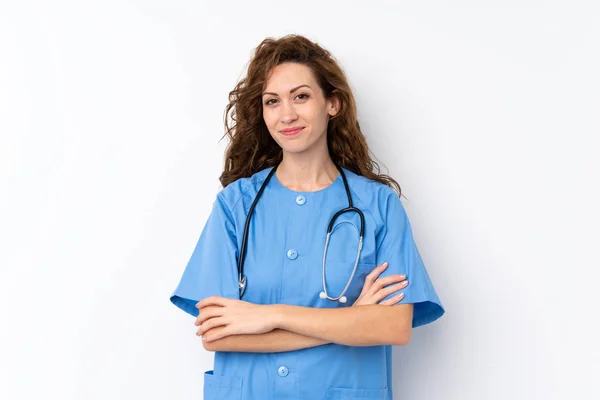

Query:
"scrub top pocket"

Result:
[[203, 370, 243, 400]]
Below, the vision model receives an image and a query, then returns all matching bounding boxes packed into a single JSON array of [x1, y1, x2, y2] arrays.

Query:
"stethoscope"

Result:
[[237, 161, 365, 303]]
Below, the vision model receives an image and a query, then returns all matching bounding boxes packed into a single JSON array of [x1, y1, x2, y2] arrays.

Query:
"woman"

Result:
[[170, 34, 445, 400]]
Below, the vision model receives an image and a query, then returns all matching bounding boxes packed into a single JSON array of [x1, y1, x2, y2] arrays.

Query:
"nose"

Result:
[[279, 99, 298, 124]]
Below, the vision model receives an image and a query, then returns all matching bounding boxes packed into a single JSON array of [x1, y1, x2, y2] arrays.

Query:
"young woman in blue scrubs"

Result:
[[170, 34, 445, 400]]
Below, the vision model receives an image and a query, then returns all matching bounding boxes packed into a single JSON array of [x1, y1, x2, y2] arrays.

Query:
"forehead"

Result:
[[263, 62, 317, 93]]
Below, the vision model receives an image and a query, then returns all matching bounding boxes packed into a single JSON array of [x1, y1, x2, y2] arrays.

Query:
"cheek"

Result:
[[262, 112, 282, 143], [303, 105, 328, 127], [262, 109, 275, 128]]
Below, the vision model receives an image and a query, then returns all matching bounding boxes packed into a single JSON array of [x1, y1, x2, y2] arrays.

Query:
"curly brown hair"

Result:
[[219, 34, 402, 198]]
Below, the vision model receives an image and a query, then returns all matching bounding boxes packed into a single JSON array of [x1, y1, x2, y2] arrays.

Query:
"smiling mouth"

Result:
[[281, 127, 304, 136]]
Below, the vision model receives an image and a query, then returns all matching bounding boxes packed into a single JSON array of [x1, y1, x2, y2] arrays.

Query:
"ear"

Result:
[[327, 94, 341, 117]]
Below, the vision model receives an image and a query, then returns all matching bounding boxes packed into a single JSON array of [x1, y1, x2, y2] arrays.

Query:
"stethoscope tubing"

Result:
[[238, 161, 364, 303]]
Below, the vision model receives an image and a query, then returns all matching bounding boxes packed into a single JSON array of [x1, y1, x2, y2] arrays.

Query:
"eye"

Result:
[[264, 93, 309, 106]]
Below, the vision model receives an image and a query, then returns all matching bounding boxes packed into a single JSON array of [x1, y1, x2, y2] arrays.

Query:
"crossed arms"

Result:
[[194, 262, 414, 352]]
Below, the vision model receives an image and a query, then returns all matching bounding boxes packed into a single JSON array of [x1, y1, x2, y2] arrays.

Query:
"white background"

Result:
[[1, 1, 599, 399]]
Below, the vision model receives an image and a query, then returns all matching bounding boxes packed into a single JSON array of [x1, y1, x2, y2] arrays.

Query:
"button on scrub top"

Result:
[[170, 166, 445, 400]]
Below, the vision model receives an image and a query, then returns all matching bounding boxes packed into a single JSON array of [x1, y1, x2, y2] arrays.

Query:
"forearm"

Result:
[[272, 304, 413, 347], [202, 326, 329, 353]]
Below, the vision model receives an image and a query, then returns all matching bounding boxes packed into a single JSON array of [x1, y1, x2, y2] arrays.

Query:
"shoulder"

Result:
[[215, 167, 275, 212], [342, 168, 403, 225]]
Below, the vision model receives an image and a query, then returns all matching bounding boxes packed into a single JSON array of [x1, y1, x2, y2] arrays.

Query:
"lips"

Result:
[[281, 127, 304, 136]]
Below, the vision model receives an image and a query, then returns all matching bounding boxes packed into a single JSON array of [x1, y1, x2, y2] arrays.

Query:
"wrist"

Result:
[[267, 304, 286, 330]]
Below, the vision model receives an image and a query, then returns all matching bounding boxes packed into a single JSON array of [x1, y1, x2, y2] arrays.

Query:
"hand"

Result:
[[194, 296, 277, 342], [353, 262, 408, 306]]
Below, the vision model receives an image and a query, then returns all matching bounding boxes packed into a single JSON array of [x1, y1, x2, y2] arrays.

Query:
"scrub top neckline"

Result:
[[271, 166, 344, 195]]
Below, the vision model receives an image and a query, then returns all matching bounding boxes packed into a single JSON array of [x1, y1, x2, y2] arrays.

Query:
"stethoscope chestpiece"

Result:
[[239, 275, 247, 298]]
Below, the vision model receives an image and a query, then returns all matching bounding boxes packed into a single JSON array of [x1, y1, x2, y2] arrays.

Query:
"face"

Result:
[[262, 62, 339, 156]]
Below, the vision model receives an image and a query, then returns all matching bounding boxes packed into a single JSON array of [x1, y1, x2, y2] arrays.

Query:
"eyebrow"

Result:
[[262, 85, 311, 97]]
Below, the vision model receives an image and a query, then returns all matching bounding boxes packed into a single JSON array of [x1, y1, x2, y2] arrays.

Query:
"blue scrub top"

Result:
[[170, 166, 445, 400]]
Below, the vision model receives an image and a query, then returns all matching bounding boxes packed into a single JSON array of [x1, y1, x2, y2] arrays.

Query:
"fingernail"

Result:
[[383, 262, 388, 267], [202, 337, 207, 341], [402, 281, 408, 286], [398, 293, 404, 298]]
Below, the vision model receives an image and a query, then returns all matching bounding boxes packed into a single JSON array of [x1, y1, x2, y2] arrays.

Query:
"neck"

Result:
[[276, 149, 339, 193]]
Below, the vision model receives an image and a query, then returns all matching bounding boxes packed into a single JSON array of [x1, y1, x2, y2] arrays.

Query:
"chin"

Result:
[[280, 145, 311, 155], [271, 131, 323, 155], [275, 138, 311, 154]]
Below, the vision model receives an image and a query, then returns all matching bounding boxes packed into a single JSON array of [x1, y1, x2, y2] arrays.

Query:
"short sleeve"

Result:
[[375, 193, 445, 328], [169, 193, 240, 317]]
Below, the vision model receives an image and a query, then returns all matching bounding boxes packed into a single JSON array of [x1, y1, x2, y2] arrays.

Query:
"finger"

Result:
[[363, 262, 389, 289], [369, 274, 407, 294], [196, 306, 225, 326], [379, 292, 405, 306], [195, 306, 224, 326], [203, 326, 233, 343], [196, 317, 215, 335], [199, 316, 226, 335], [373, 281, 408, 303], [196, 296, 229, 310], [197, 316, 227, 336]]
